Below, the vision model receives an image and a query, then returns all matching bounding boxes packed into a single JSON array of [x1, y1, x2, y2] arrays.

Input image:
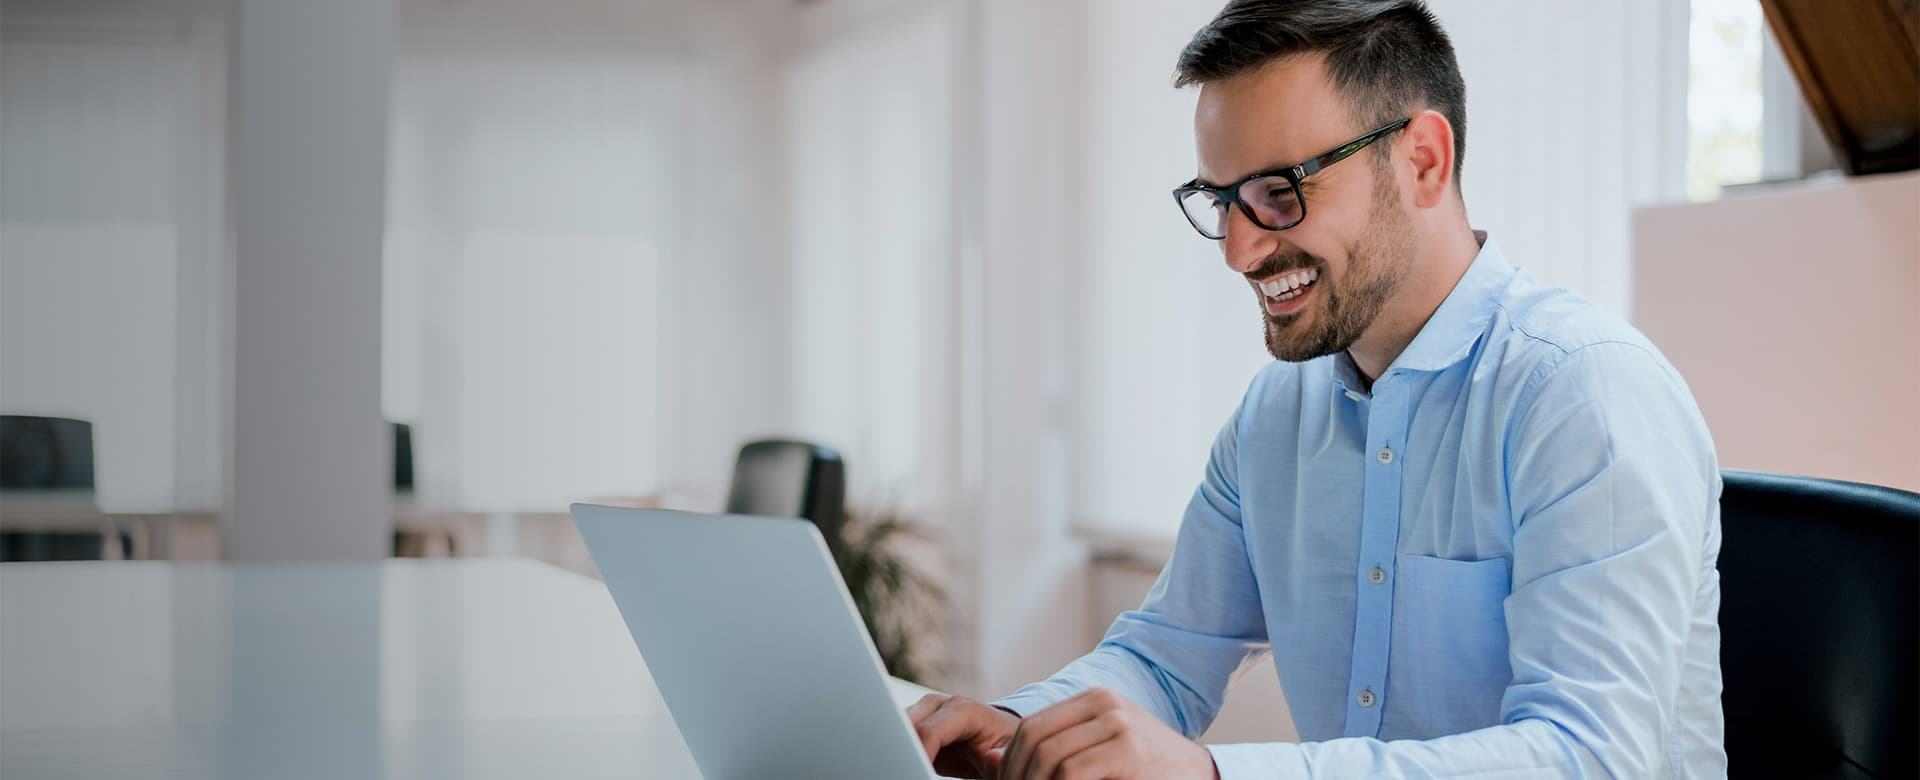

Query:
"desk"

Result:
[[0, 559, 934, 778]]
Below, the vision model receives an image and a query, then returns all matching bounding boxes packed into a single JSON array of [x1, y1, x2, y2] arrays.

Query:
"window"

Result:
[[1686, 0, 1766, 200]]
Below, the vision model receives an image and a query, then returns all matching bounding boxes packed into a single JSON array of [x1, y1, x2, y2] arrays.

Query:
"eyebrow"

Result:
[[1190, 160, 1300, 190]]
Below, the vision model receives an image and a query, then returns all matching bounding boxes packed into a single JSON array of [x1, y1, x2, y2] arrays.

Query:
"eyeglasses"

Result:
[[1172, 118, 1410, 240]]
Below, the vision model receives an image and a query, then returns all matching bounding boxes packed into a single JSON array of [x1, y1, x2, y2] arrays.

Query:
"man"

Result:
[[909, 1, 1725, 778]]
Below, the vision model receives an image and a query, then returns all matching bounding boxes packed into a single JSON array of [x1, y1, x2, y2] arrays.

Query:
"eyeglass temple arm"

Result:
[[1298, 119, 1411, 180]]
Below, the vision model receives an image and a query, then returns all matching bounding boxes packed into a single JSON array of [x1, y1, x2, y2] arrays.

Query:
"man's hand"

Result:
[[998, 688, 1220, 780], [907, 693, 1021, 778]]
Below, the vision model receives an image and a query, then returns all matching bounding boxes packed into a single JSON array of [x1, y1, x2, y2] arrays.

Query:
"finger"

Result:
[[1052, 740, 1128, 780], [1004, 687, 1122, 769], [1004, 711, 1120, 780], [906, 693, 949, 723], [914, 698, 1003, 766], [913, 701, 968, 760], [979, 745, 1006, 779]]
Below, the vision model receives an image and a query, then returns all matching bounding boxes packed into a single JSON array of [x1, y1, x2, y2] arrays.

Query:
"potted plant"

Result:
[[832, 504, 945, 686]]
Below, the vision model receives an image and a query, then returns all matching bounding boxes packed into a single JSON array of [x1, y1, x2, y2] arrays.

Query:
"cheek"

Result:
[[1319, 257, 1356, 296]]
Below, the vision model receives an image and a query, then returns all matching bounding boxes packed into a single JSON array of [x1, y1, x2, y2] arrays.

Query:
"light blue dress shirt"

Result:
[[994, 236, 1726, 778]]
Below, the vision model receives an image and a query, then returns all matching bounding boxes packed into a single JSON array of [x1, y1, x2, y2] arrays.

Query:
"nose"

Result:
[[1219, 205, 1280, 276]]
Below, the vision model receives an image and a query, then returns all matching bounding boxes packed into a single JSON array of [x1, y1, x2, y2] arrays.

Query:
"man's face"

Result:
[[1193, 55, 1415, 363]]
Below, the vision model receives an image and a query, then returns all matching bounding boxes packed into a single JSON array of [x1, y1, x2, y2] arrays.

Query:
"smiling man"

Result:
[[908, 1, 1725, 778]]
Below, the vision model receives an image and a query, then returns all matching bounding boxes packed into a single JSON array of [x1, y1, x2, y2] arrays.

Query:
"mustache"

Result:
[[1245, 250, 1324, 281]]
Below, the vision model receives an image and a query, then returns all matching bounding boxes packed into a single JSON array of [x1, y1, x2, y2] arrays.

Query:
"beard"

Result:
[[1258, 166, 1415, 363]]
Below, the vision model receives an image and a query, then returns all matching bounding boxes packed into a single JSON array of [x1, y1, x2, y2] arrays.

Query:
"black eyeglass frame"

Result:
[[1172, 118, 1412, 239]]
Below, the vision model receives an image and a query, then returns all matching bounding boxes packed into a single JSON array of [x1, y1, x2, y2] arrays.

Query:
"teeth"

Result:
[[1259, 269, 1318, 299]]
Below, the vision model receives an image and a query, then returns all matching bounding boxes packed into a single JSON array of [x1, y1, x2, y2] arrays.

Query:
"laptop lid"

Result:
[[571, 504, 938, 780]]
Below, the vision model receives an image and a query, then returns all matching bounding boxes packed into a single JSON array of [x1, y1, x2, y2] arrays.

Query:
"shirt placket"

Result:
[[1344, 376, 1405, 737]]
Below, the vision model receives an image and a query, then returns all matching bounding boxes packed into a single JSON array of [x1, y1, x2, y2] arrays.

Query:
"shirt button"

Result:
[[1367, 566, 1386, 585], [1357, 689, 1377, 708], [1376, 446, 1394, 465]]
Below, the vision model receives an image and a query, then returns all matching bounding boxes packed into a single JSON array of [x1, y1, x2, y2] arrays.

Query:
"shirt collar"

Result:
[[1374, 230, 1517, 376]]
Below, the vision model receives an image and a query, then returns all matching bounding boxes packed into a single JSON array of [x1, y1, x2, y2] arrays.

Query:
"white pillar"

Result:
[[226, 0, 392, 560], [960, 0, 1094, 697]]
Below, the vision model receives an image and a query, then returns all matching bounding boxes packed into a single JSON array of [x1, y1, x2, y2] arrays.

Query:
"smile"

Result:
[[1257, 267, 1319, 302]]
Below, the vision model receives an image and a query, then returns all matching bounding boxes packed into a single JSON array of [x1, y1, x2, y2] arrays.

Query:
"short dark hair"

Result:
[[1175, 0, 1466, 184]]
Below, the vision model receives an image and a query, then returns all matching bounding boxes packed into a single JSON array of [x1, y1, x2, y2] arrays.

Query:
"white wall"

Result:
[[1428, 0, 1689, 311], [960, 0, 1103, 698], [3, 0, 398, 556], [3, 0, 767, 524], [779, 2, 962, 516], [0, 225, 177, 508], [3, 0, 808, 529], [382, 1, 808, 516], [1633, 171, 1920, 492], [384, 51, 673, 512], [649, 1, 794, 513], [0, 15, 227, 514]]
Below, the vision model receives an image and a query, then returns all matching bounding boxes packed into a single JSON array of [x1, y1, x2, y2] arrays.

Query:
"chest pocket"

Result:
[[1397, 554, 1512, 731]]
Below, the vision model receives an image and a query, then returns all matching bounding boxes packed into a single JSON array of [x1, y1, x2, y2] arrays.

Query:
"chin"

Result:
[[1263, 311, 1341, 363], [1263, 321, 1311, 362]]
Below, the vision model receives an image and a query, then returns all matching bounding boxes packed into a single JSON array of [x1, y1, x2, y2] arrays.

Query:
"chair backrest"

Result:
[[0, 416, 95, 489], [0, 415, 115, 561], [393, 422, 415, 492], [1718, 469, 1918, 779], [0, 532, 123, 561], [724, 439, 846, 556]]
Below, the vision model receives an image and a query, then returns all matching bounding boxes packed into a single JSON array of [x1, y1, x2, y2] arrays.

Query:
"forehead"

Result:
[[1193, 54, 1355, 186]]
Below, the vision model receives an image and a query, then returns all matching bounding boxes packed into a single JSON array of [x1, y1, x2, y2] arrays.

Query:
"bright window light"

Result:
[[1686, 0, 1766, 200]]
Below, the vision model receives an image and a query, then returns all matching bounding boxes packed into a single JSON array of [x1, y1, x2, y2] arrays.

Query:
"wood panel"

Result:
[[1761, 0, 1920, 175]]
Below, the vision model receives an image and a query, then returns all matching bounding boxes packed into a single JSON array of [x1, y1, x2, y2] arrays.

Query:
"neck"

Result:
[[1346, 225, 1483, 388]]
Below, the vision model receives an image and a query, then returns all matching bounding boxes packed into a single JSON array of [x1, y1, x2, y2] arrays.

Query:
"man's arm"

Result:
[[993, 400, 1270, 739], [1207, 342, 1721, 778]]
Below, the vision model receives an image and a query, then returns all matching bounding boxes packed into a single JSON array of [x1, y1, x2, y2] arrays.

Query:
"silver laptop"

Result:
[[571, 504, 942, 780]]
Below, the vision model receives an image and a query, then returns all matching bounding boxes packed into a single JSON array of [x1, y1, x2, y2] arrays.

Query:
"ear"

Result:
[[1400, 109, 1456, 210]]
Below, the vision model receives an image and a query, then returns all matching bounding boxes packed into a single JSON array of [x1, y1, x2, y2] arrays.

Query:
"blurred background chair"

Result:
[[393, 421, 414, 494], [1718, 469, 1918, 779], [390, 421, 459, 557], [725, 439, 846, 559], [0, 415, 130, 561]]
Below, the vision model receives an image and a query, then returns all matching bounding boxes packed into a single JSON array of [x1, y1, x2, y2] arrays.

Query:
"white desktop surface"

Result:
[[0, 559, 934, 778]]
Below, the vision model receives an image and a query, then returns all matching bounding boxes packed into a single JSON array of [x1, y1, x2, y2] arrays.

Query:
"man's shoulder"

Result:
[[1486, 272, 1679, 387]]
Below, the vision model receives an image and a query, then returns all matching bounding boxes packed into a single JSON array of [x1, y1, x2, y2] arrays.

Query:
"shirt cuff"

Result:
[[987, 690, 1068, 719], [1206, 742, 1309, 780]]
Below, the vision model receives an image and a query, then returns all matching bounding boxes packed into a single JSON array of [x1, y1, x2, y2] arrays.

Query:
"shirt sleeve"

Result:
[[1207, 341, 1720, 778], [991, 400, 1270, 739]]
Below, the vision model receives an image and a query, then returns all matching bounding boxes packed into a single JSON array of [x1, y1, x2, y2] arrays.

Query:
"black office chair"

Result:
[[1718, 469, 1918, 779], [725, 439, 847, 558], [389, 422, 453, 558], [0, 415, 129, 561], [393, 422, 415, 494]]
